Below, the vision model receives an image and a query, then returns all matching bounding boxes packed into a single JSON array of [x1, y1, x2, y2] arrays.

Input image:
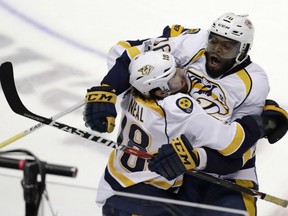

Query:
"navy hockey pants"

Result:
[[177, 174, 258, 216], [102, 183, 188, 216]]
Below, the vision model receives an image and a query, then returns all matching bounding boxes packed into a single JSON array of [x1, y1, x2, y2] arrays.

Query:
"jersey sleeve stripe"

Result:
[[218, 123, 245, 156], [170, 25, 185, 37], [117, 41, 132, 49], [126, 46, 141, 60]]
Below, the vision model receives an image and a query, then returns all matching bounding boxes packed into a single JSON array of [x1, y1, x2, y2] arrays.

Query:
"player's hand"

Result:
[[148, 134, 199, 180], [262, 99, 288, 144], [83, 86, 117, 133]]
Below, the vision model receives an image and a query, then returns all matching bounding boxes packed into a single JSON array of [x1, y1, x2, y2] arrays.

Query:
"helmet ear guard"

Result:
[[235, 43, 251, 64], [129, 51, 177, 97], [209, 13, 254, 64]]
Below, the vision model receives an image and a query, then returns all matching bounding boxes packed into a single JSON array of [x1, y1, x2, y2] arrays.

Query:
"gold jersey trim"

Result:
[[218, 123, 245, 156], [170, 25, 185, 37], [235, 179, 256, 216], [191, 49, 206, 63], [108, 150, 136, 187], [134, 96, 165, 117], [146, 178, 183, 189], [236, 69, 252, 96], [108, 149, 181, 190], [242, 148, 252, 165], [265, 105, 288, 118], [117, 41, 132, 49], [127, 46, 141, 59]]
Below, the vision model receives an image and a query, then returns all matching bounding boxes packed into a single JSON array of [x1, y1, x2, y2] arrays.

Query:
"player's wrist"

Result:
[[193, 148, 207, 170]]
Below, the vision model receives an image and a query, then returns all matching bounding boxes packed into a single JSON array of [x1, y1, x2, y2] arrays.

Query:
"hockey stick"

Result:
[[187, 170, 288, 208], [1, 62, 287, 208], [0, 100, 85, 148], [0, 62, 152, 159]]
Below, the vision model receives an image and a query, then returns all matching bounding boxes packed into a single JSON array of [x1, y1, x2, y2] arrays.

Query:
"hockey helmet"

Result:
[[209, 13, 254, 63], [129, 51, 177, 97]]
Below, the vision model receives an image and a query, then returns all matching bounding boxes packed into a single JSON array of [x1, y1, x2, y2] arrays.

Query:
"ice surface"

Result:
[[0, 0, 287, 215]]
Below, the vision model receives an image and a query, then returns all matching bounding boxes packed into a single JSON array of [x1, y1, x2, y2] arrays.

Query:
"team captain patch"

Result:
[[176, 97, 193, 113]]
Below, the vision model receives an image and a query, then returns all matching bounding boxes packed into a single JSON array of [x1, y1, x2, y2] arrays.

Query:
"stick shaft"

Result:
[[1, 62, 286, 207], [0, 100, 85, 148], [0, 62, 152, 159], [187, 170, 288, 207]]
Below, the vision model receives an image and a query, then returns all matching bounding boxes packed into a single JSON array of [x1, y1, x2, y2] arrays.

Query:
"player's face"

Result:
[[168, 68, 187, 94], [205, 33, 240, 78]]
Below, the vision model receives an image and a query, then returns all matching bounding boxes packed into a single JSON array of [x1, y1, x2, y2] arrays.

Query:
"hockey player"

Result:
[[95, 51, 275, 216], [84, 13, 288, 215]]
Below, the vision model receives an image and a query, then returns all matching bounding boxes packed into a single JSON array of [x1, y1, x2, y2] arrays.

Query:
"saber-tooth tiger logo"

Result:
[[138, 65, 154, 75], [187, 71, 229, 116]]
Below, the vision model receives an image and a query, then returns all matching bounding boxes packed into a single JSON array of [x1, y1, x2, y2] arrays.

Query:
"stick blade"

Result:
[[0, 62, 28, 115]]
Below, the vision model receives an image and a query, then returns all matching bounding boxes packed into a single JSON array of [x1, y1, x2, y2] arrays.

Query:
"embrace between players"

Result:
[[83, 13, 288, 216]]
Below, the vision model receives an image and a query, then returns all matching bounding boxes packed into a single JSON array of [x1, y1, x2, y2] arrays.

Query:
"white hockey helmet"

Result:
[[129, 51, 177, 97], [209, 13, 254, 63]]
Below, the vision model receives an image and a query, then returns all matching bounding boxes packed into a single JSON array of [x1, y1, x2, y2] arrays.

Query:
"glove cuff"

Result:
[[194, 148, 207, 170], [264, 105, 288, 119]]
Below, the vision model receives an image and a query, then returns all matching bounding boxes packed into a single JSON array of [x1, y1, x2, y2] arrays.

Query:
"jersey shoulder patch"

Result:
[[170, 24, 185, 37], [176, 97, 193, 113]]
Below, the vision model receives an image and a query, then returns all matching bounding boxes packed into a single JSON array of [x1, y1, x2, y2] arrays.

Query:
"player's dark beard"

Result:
[[205, 59, 235, 78]]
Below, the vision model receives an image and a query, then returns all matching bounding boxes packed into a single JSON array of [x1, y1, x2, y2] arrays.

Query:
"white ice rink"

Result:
[[0, 0, 287, 215]]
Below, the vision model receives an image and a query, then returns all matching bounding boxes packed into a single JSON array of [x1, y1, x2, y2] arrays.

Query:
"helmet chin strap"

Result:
[[234, 52, 248, 65], [222, 53, 248, 77]]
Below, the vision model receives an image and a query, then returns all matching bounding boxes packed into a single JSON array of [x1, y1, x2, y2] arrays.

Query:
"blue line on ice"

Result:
[[0, 0, 107, 58]]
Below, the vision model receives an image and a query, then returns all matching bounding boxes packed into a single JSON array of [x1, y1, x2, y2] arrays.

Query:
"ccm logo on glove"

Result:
[[85, 91, 116, 103], [171, 137, 198, 170]]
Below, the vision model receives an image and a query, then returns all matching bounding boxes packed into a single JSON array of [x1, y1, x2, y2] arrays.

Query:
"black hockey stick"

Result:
[[1, 62, 287, 208], [0, 62, 152, 160], [187, 170, 287, 207]]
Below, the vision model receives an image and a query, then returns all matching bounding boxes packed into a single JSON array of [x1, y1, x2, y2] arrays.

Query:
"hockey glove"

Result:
[[261, 99, 288, 144], [84, 86, 117, 133], [148, 134, 199, 180]]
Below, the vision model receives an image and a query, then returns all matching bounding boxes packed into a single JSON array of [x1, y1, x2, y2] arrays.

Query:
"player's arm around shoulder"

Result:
[[160, 93, 220, 141], [162, 93, 261, 156], [167, 29, 208, 66]]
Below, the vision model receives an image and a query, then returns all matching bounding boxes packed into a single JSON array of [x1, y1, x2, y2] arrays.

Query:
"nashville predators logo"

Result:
[[176, 97, 193, 113], [138, 65, 154, 75], [187, 71, 229, 116], [162, 53, 170, 60]]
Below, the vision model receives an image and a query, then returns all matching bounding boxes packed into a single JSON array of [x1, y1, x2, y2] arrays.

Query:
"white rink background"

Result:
[[0, 0, 287, 215]]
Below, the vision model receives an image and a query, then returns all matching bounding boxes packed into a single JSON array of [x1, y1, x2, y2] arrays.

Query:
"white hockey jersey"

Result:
[[103, 28, 270, 184], [97, 91, 253, 205]]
